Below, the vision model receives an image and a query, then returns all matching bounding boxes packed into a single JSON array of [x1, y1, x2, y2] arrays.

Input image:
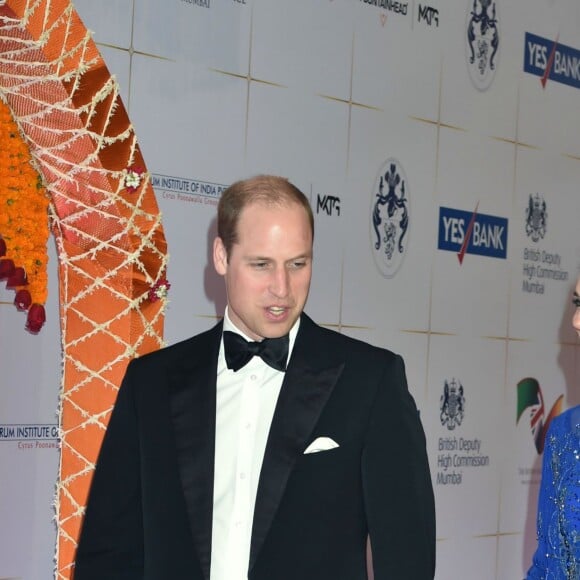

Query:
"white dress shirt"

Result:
[[210, 308, 299, 580]]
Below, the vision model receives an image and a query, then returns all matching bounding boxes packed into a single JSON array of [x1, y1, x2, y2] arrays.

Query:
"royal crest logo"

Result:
[[370, 159, 410, 278], [440, 378, 465, 431], [466, 0, 499, 91], [525, 193, 547, 243]]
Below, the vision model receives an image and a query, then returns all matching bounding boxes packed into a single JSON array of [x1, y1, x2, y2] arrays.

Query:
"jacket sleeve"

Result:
[[74, 360, 144, 580], [362, 354, 436, 579]]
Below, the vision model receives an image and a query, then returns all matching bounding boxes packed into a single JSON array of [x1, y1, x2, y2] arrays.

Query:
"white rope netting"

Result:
[[0, 2, 168, 577]]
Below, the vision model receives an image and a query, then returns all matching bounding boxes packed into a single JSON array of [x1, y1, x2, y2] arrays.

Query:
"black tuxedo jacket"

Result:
[[74, 314, 435, 579]]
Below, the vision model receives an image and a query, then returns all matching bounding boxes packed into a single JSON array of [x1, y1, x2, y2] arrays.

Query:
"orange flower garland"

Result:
[[0, 98, 49, 331]]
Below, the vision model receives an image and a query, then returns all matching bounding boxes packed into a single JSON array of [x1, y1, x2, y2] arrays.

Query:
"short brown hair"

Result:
[[217, 174, 314, 257]]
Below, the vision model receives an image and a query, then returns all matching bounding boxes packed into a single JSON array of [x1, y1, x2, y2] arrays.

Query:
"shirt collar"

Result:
[[222, 306, 300, 367]]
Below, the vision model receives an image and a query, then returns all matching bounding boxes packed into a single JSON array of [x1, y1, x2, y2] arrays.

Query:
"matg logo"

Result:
[[438, 204, 508, 263], [418, 4, 439, 27], [524, 32, 580, 90]]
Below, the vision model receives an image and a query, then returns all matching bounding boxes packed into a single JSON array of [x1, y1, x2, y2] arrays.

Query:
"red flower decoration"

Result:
[[6, 266, 27, 288], [0, 237, 6, 257], [148, 277, 171, 302], [0, 258, 15, 279], [14, 288, 32, 310], [26, 303, 46, 333]]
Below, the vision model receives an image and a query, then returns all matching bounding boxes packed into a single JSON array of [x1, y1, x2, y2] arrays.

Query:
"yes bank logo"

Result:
[[524, 32, 580, 90], [438, 205, 508, 263]]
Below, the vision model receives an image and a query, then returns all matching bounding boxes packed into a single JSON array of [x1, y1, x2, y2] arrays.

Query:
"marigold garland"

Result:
[[0, 97, 50, 331]]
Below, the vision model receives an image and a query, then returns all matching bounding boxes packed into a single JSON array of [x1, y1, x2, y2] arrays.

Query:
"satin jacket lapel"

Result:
[[249, 315, 345, 570], [169, 322, 222, 580]]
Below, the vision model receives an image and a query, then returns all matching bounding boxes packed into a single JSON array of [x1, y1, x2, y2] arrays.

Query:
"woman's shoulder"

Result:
[[546, 404, 580, 454], [550, 404, 580, 435]]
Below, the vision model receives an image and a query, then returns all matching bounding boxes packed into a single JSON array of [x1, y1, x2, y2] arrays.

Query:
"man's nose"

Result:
[[269, 267, 289, 298]]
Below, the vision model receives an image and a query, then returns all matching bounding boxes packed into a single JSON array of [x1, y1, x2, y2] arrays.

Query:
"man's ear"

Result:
[[213, 237, 228, 276]]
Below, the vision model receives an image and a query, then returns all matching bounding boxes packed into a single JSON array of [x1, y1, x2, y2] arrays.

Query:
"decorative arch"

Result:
[[0, 1, 169, 578]]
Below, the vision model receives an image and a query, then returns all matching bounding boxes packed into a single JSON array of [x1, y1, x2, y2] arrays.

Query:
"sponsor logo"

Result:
[[521, 194, 570, 295], [370, 159, 410, 278], [524, 32, 580, 90], [418, 4, 439, 27], [525, 193, 547, 243], [316, 194, 341, 217], [359, 0, 409, 17], [438, 204, 508, 263], [437, 378, 490, 486], [516, 377, 563, 454], [180, 0, 210, 8], [440, 378, 465, 431], [521, 248, 569, 294], [0, 423, 60, 450], [152, 174, 227, 207], [466, 0, 499, 91]]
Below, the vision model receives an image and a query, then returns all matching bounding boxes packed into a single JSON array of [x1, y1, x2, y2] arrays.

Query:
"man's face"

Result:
[[213, 201, 313, 341]]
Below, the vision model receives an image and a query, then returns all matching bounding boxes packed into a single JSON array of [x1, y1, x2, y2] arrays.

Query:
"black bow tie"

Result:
[[223, 331, 289, 372]]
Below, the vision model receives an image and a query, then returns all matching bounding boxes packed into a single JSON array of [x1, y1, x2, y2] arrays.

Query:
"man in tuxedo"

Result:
[[74, 174, 435, 580]]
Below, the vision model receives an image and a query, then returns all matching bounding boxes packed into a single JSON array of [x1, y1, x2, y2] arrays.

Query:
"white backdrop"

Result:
[[1, 1, 580, 578]]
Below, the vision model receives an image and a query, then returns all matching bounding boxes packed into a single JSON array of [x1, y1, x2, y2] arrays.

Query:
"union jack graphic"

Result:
[[516, 377, 563, 454]]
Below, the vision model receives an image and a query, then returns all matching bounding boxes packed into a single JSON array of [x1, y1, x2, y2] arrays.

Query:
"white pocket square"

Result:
[[303, 436, 339, 454]]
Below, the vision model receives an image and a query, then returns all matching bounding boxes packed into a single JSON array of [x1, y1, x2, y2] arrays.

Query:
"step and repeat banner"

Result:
[[1, 1, 580, 578]]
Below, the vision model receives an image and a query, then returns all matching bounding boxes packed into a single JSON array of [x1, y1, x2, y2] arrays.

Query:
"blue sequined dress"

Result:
[[527, 405, 580, 579]]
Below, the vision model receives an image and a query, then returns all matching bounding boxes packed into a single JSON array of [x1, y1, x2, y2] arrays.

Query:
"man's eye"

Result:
[[291, 261, 306, 269], [252, 262, 268, 269], [573, 296, 580, 308]]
